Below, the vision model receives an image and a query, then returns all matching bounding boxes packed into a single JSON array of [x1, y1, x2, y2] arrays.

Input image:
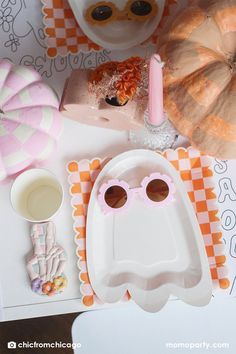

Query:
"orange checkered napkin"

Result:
[[67, 148, 229, 307], [41, 0, 180, 58], [163, 148, 229, 290], [67, 158, 131, 306]]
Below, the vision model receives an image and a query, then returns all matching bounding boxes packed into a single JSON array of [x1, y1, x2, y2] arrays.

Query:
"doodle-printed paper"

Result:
[[0, 0, 111, 97], [214, 160, 236, 296]]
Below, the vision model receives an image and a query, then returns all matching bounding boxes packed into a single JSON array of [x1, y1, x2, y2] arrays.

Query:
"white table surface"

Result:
[[0, 111, 192, 322], [0, 116, 134, 321], [72, 299, 236, 354], [0, 0, 143, 322], [1, 0, 236, 322]]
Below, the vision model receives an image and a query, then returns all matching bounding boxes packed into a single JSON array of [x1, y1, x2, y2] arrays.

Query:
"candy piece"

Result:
[[53, 276, 68, 292], [31, 278, 43, 294], [42, 281, 57, 297]]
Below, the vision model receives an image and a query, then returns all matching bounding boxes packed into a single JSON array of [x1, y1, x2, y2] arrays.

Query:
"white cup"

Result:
[[11, 168, 64, 223]]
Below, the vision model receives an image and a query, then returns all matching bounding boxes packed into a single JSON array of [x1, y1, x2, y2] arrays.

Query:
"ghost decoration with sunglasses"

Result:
[[86, 150, 212, 312], [68, 0, 166, 49]]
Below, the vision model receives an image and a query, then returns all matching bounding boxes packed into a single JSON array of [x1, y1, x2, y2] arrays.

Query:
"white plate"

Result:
[[86, 150, 212, 312], [68, 0, 166, 50]]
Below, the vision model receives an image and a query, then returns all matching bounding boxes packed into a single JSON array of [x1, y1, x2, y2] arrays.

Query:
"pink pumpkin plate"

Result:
[[0, 59, 63, 183]]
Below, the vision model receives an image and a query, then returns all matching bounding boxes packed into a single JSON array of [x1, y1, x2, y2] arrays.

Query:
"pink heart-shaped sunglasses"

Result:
[[98, 173, 175, 214]]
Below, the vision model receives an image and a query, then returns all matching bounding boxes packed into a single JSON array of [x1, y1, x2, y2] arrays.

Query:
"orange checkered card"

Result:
[[41, 0, 181, 58], [67, 148, 229, 307]]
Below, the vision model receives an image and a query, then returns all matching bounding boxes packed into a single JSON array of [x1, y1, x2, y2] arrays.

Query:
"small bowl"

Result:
[[10, 168, 64, 223], [68, 0, 166, 50]]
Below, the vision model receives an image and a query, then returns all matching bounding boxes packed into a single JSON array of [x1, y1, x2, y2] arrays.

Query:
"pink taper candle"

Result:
[[148, 54, 165, 126]]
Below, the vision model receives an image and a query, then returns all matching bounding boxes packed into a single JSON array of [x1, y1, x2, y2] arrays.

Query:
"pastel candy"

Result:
[[27, 222, 67, 296]]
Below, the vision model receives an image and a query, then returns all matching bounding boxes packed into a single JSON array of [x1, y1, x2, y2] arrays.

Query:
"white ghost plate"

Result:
[[68, 0, 166, 50], [86, 150, 212, 312]]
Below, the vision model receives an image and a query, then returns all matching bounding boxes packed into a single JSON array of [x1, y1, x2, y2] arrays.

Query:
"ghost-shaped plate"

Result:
[[86, 150, 212, 312], [68, 0, 166, 50]]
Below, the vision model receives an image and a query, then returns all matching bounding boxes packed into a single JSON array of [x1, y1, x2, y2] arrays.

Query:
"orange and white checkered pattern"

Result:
[[163, 148, 229, 290], [67, 148, 229, 307], [41, 0, 180, 58], [42, 0, 99, 57]]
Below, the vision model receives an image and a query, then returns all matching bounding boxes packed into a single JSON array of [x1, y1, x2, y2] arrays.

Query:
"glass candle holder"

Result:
[[129, 111, 178, 151]]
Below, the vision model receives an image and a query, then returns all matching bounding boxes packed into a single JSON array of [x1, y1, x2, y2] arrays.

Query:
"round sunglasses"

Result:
[[85, 0, 158, 25], [98, 173, 175, 214]]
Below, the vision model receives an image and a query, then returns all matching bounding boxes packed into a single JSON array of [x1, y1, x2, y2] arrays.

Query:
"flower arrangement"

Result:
[[89, 56, 148, 105]]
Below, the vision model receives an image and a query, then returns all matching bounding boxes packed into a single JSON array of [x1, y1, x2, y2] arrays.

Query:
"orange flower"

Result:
[[90, 61, 118, 83], [89, 57, 145, 105]]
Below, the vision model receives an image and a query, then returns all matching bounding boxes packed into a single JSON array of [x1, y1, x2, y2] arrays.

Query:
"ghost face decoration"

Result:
[[68, 0, 165, 49], [86, 150, 212, 312]]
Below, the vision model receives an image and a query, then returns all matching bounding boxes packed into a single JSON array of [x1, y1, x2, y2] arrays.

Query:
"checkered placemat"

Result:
[[41, 0, 183, 58], [162, 148, 229, 289], [67, 148, 229, 307]]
